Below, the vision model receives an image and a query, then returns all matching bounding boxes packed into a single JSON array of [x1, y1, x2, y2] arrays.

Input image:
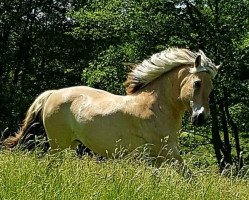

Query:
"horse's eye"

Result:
[[194, 80, 201, 89]]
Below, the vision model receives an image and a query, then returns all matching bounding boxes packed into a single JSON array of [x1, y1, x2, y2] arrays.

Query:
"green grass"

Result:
[[0, 150, 249, 200]]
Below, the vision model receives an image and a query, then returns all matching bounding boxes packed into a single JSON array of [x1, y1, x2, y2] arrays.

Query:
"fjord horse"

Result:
[[3, 48, 219, 166]]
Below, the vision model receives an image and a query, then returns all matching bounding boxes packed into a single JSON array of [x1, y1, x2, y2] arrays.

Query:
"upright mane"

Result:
[[124, 48, 217, 94]]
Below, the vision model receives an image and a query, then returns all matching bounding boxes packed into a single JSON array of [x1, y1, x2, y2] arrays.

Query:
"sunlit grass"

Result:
[[0, 150, 249, 200]]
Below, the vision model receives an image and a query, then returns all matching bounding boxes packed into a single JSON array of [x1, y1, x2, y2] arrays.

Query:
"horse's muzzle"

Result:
[[191, 112, 205, 126]]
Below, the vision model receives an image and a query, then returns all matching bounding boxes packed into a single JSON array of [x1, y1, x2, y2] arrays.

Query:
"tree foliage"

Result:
[[0, 0, 248, 167]]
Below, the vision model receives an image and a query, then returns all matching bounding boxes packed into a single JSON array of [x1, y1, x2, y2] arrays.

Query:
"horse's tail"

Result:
[[3, 90, 55, 149]]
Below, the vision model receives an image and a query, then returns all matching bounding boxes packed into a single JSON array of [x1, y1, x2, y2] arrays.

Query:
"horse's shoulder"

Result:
[[123, 92, 156, 119]]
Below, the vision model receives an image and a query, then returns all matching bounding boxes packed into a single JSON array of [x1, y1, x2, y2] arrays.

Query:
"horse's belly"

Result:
[[86, 132, 145, 157], [73, 115, 147, 157]]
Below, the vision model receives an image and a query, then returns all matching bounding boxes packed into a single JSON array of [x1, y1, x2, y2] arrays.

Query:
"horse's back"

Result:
[[44, 86, 116, 113]]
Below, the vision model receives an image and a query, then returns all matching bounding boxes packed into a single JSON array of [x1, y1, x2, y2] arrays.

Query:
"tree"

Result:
[[0, 0, 86, 135], [1, 0, 248, 170]]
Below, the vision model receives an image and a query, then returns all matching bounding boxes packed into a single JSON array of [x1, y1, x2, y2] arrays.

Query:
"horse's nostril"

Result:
[[198, 113, 205, 124], [192, 113, 205, 126]]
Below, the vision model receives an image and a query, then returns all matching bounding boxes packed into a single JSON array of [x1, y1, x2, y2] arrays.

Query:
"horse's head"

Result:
[[180, 55, 219, 126]]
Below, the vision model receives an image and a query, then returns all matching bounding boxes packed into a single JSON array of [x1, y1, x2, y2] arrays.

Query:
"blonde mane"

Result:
[[124, 48, 217, 94]]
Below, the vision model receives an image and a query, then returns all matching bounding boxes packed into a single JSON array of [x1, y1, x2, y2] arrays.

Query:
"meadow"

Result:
[[0, 148, 249, 200], [1, 1, 248, 199]]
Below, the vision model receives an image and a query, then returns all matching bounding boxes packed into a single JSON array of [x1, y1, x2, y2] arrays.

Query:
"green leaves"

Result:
[[82, 45, 128, 94], [1, 0, 249, 167]]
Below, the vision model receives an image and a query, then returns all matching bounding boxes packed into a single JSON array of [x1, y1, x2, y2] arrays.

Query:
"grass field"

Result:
[[0, 149, 249, 200]]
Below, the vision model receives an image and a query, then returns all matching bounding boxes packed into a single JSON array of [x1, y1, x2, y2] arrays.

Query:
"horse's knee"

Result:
[[169, 148, 193, 178], [168, 145, 183, 163], [172, 151, 183, 164]]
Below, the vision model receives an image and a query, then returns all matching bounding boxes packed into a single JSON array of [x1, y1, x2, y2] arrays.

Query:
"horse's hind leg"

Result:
[[43, 103, 79, 153], [44, 119, 78, 153], [46, 131, 79, 152]]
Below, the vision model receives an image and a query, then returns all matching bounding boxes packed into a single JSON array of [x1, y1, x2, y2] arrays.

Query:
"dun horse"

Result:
[[3, 48, 219, 166]]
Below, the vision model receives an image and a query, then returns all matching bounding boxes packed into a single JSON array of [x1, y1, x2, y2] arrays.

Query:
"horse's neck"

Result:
[[138, 66, 188, 118]]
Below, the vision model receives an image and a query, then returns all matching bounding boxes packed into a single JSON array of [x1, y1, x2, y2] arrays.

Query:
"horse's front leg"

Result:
[[154, 144, 193, 178]]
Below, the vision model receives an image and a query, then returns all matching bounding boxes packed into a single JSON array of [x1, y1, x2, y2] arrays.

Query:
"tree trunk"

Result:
[[210, 92, 223, 169], [223, 87, 243, 169], [219, 100, 232, 165]]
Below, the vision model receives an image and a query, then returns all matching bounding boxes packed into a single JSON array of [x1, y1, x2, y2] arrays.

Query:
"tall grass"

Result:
[[0, 150, 249, 200]]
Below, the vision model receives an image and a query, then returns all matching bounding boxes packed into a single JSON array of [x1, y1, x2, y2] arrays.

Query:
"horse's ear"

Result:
[[195, 55, 202, 68]]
